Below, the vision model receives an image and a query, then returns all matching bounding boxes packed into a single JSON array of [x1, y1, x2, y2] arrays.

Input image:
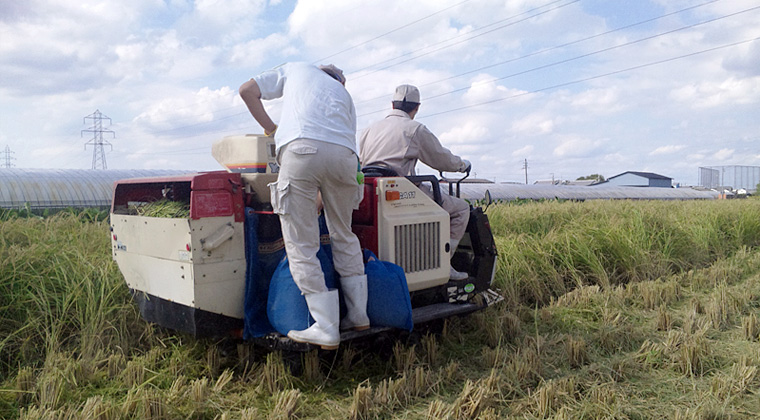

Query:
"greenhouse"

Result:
[[1, 169, 721, 211], [457, 183, 719, 202], [0, 168, 191, 210]]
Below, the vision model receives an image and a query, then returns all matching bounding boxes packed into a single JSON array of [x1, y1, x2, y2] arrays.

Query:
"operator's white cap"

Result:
[[393, 84, 420, 103]]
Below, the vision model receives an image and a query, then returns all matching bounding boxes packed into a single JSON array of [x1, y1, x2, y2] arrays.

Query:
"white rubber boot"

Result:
[[287, 289, 340, 350], [449, 238, 469, 281], [339, 275, 370, 331]]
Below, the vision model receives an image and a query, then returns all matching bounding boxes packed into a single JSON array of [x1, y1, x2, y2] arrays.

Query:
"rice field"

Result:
[[2, 198, 760, 419]]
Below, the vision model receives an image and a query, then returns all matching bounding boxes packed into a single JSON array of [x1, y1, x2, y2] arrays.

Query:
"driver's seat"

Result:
[[361, 165, 399, 178]]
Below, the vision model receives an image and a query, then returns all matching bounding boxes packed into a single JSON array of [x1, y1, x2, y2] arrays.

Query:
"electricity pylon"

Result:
[[1, 145, 15, 168], [81, 110, 115, 170]]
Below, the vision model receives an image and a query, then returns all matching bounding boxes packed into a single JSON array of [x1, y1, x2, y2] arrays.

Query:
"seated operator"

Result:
[[359, 84, 471, 281]]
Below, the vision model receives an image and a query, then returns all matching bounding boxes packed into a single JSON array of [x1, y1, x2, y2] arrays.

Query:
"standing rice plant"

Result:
[[206, 344, 221, 377], [450, 372, 498, 420], [422, 334, 439, 367], [393, 343, 416, 374], [349, 382, 373, 420], [0, 213, 137, 381], [261, 352, 293, 395], [677, 334, 709, 376], [486, 199, 760, 309], [426, 399, 450, 420], [268, 388, 301, 420], [374, 374, 408, 410], [656, 306, 673, 331], [15, 366, 35, 406], [707, 283, 738, 330], [301, 350, 323, 383], [565, 336, 588, 368], [80, 395, 115, 420], [742, 314, 759, 341]]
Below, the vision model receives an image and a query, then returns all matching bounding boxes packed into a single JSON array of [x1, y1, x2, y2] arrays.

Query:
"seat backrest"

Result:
[[362, 165, 399, 177]]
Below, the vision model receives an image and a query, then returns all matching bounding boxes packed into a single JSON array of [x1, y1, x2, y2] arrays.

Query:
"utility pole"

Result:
[[81, 110, 115, 170], [2, 145, 15, 168], [523, 158, 528, 184]]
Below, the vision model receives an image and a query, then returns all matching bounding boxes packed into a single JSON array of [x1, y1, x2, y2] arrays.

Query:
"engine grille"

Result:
[[394, 222, 441, 273]]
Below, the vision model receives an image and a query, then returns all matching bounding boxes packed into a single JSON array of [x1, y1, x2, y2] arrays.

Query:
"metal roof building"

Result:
[[603, 171, 673, 188], [0, 169, 191, 209], [457, 183, 718, 202]]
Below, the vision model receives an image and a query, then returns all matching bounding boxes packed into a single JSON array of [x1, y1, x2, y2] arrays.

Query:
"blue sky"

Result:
[[1, 0, 758, 186]]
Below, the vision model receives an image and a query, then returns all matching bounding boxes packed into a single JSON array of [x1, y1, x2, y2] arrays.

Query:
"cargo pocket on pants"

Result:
[[269, 181, 290, 215], [353, 183, 364, 210]]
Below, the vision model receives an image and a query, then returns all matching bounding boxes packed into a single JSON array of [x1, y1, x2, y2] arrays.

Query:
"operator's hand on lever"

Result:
[[460, 159, 472, 173]]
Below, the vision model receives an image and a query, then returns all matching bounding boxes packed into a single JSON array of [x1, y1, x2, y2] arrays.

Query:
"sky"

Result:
[[1, 0, 759, 186]]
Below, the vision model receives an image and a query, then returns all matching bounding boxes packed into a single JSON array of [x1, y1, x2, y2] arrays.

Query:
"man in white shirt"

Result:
[[239, 62, 369, 350], [359, 84, 472, 281]]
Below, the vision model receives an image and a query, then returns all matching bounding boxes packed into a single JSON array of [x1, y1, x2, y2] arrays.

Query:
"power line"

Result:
[[110, 0, 573, 135], [420, 36, 760, 118], [68, 0, 754, 159], [354, 0, 722, 105], [314, 0, 473, 63], [110, 0, 700, 138], [359, 4, 760, 117], [349, 0, 581, 79]]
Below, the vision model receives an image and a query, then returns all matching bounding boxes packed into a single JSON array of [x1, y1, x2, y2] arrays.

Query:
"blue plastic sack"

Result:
[[364, 249, 413, 331], [267, 216, 336, 335], [243, 210, 282, 339]]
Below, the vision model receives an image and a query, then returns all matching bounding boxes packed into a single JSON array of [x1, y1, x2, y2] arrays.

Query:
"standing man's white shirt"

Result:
[[253, 62, 357, 155]]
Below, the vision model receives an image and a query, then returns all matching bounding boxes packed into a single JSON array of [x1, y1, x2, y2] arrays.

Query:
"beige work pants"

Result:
[[270, 139, 365, 295]]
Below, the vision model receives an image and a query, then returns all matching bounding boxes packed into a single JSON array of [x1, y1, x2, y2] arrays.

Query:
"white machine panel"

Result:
[[111, 214, 246, 319], [375, 177, 450, 291]]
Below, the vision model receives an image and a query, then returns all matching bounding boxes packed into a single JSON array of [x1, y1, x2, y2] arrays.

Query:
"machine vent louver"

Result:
[[394, 222, 440, 273]]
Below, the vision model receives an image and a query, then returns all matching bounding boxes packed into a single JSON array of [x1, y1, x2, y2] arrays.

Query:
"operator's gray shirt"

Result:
[[358, 110, 466, 175]]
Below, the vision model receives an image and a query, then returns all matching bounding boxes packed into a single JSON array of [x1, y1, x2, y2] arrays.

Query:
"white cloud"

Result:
[[512, 145, 534, 157], [568, 87, 624, 114], [132, 86, 241, 132], [713, 148, 735, 161], [553, 135, 603, 158], [670, 77, 760, 109], [438, 122, 489, 146], [511, 113, 554, 136], [650, 145, 686, 155], [229, 33, 294, 67], [462, 75, 527, 105]]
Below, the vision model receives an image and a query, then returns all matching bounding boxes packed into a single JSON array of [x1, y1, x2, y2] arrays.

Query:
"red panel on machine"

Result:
[[352, 177, 379, 255], [190, 171, 245, 222], [191, 191, 234, 219], [111, 171, 245, 222]]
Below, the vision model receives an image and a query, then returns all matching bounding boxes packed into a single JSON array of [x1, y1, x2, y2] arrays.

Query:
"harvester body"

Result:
[[110, 135, 499, 348]]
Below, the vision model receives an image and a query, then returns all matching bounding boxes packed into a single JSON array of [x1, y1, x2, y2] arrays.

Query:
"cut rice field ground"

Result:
[[1, 199, 760, 419]]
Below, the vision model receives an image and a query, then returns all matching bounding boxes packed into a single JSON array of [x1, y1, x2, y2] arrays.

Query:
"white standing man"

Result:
[[239, 62, 369, 350]]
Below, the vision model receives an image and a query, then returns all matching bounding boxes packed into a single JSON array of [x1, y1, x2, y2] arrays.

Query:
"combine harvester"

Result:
[[109, 135, 500, 352]]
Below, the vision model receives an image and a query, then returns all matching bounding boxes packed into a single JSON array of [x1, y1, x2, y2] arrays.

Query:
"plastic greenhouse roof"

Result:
[[0, 168, 192, 209], [455, 183, 719, 202]]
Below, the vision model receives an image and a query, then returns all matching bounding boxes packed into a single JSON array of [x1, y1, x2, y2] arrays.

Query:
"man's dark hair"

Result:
[[392, 100, 420, 114]]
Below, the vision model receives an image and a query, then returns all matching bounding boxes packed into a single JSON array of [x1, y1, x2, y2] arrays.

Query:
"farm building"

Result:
[[0, 168, 190, 210], [602, 171, 673, 188]]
